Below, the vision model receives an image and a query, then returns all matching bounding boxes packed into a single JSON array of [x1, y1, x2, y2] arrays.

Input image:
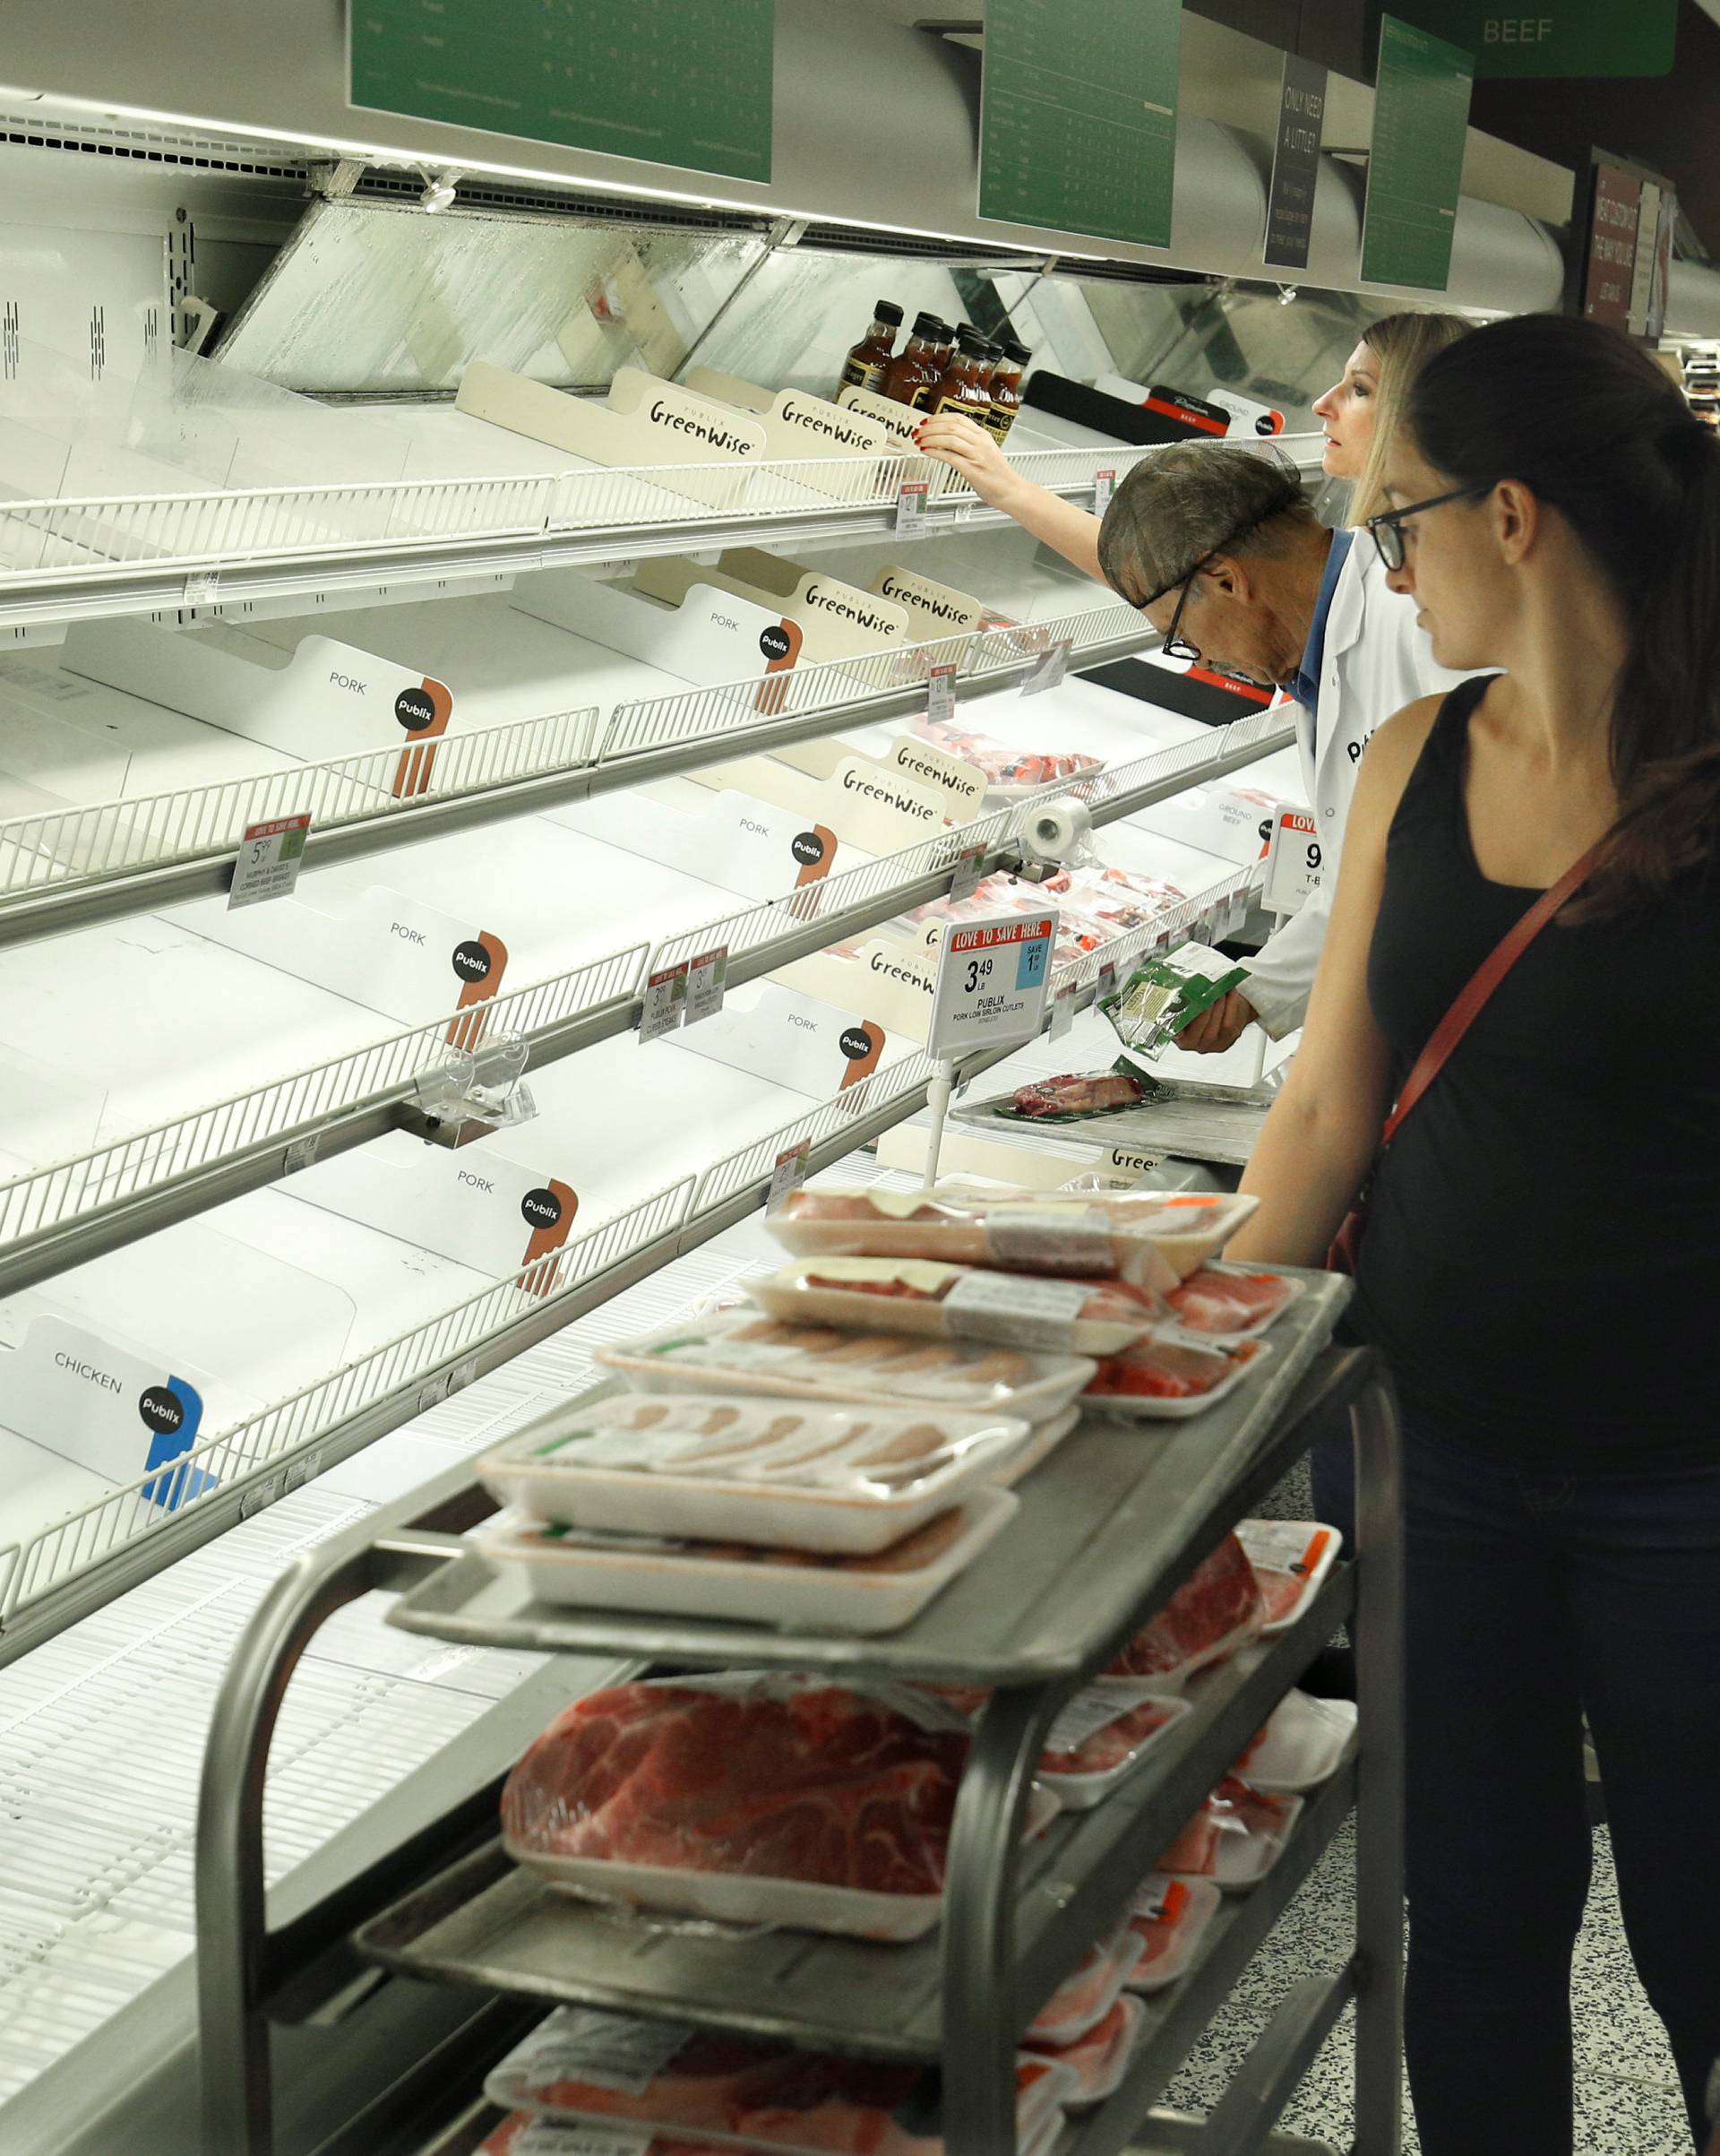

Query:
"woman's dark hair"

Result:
[[1406, 314, 1720, 917]]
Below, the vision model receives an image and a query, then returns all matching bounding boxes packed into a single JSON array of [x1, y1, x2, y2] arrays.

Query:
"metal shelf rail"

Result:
[[188, 1293, 1405, 2156], [0, 703, 1291, 1298], [0, 836, 1259, 1661], [0, 435, 1323, 636], [0, 599, 1156, 950]]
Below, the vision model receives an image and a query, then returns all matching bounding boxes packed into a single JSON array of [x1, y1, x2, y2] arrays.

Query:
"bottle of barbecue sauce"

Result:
[[880, 312, 950, 408], [838, 299, 904, 396]]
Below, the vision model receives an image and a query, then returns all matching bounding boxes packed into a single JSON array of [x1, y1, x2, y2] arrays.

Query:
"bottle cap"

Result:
[[910, 310, 945, 339], [874, 300, 905, 327], [956, 326, 989, 355], [1000, 336, 1031, 366]]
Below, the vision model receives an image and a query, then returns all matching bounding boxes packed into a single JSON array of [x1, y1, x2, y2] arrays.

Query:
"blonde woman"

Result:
[[914, 310, 1471, 1046]]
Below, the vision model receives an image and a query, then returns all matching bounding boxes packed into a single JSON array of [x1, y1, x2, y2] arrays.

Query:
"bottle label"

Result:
[[983, 403, 1016, 442], [840, 354, 882, 392], [930, 392, 985, 419]]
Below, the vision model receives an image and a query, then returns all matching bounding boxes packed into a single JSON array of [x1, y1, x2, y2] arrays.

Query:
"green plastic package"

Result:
[[1099, 942, 1249, 1063]]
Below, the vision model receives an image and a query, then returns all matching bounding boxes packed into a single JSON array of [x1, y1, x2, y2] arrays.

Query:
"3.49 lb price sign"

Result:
[[1262, 806, 1322, 915], [928, 909, 1059, 1060]]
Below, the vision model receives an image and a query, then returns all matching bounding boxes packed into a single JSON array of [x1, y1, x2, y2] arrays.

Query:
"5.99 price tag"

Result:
[[228, 813, 310, 910], [1262, 807, 1322, 915]]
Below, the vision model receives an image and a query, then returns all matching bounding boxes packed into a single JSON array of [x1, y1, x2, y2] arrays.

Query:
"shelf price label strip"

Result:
[[0, 853, 1262, 1657]]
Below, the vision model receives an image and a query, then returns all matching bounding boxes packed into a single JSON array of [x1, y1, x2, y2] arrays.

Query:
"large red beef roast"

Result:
[[502, 1682, 968, 1895]]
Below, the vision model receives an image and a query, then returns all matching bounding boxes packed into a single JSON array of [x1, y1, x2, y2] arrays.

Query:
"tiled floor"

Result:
[[1160, 1818, 1693, 2151], [1163, 1462, 1698, 2152]]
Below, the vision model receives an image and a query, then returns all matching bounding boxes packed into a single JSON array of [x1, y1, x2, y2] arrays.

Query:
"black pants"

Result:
[[1394, 1421, 1720, 2154]]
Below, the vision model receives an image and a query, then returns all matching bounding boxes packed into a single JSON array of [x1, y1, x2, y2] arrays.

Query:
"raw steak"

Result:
[[489, 2008, 1066, 2155], [1010, 1072, 1142, 1118], [1165, 1267, 1293, 1336], [1157, 1776, 1293, 1876], [502, 1683, 968, 1896], [1127, 1876, 1202, 1987], [1105, 1535, 1266, 1681], [1087, 1337, 1244, 1401], [1026, 1915, 1135, 2043], [1025, 1995, 1140, 2107]]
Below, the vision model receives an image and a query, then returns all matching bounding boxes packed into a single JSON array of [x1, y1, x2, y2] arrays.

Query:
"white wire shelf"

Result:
[[0, 849, 1261, 1668], [0, 434, 1326, 634], [0, 702, 1290, 1298], [0, 599, 1151, 948]]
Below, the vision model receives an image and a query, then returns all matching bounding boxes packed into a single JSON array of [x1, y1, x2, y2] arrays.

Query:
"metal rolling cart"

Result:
[[194, 1272, 1404, 2156]]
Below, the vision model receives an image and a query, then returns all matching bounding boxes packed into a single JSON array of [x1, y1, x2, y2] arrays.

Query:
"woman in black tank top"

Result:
[[1229, 316, 1720, 2155]]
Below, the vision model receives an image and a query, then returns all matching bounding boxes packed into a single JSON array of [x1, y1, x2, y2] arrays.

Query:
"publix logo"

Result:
[[394, 685, 438, 733], [839, 1025, 876, 1061], [137, 1376, 210, 1513], [520, 1186, 563, 1229], [791, 830, 826, 867], [759, 624, 793, 662], [452, 938, 493, 984]]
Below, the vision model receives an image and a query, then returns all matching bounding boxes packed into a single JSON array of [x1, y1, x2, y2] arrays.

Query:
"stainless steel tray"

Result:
[[383, 1272, 1351, 1686], [951, 1085, 1273, 1168]]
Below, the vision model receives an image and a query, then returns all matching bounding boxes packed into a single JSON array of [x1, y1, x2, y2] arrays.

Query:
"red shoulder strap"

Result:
[[1380, 846, 1601, 1148]]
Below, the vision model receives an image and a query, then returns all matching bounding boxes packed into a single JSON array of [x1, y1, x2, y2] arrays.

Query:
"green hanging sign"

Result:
[[1361, 13, 1475, 292], [349, 0, 775, 185], [1369, 1, 1676, 79], [979, 0, 1184, 250]]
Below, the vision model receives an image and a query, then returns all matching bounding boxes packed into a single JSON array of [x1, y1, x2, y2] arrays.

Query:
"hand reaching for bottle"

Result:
[[912, 410, 1021, 510]]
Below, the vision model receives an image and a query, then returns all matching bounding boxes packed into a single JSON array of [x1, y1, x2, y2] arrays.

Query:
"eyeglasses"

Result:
[[1366, 483, 1490, 571]]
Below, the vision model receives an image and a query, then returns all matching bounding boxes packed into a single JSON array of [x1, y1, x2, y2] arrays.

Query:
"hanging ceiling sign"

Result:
[[1360, 13, 1474, 292], [1373, 2, 1675, 79], [348, 0, 775, 185], [979, 0, 1184, 249], [1263, 53, 1329, 272], [1572, 151, 1677, 341]]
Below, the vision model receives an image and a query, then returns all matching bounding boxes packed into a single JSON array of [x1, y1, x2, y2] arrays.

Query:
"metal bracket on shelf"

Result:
[[402, 1034, 537, 1150]]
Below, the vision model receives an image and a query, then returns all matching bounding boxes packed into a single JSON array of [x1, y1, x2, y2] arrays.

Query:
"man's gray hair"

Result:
[[1096, 444, 1312, 606]]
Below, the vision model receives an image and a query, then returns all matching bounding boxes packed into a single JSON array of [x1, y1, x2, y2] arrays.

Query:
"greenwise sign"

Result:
[[349, 0, 775, 184], [1370, 1, 1675, 78]]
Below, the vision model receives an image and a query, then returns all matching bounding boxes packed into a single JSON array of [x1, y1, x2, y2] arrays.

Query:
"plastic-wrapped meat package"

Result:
[[1164, 1266, 1298, 1340], [1157, 1775, 1302, 1886], [753, 1258, 1162, 1356], [1235, 1521, 1340, 1634], [1103, 1536, 1267, 1686], [479, 2113, 734, 2154], [1025, 1913, 1138, 2044], [909, 711, 1101, 790], [1042, 865, 1185, 951], [906, 875, 1092, 970], [1025, 1993, 1143, 2108], [1124, 1873, 1223, 1993], [485, 2006, 1076, 2155], [1034, 1685, 1190, 1808], [1084, 1335, 1265, 1419]]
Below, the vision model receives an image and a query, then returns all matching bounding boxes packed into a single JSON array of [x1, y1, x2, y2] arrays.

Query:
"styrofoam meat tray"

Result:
[[594, 1306, 1096, 1424], [1124, 1874, 1223, 1994], [1032, 1990, 1144, 2108], [473, 1486, 1019, 1635], [1026, 1911, 1138, 2045], [1162, 1263, 1305, 1341], [749, 1255, 1160, 1357], [504, 1781, 1062, 1942], [1236, 1518, 1341, 1634], [1035, 1684, 1192, 1810], [1188, 1792, 1304, 1890], [476, 1392, 1031, 1556], [990, 1402, 1079, 1488], [1234, 1691, 1356, 1793], [1082, 1334, 1271, 1420]]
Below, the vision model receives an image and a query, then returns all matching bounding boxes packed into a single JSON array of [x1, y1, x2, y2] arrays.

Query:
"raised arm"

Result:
[[1226, 697, 1442, 1268], [913, 411, 1105, 584]]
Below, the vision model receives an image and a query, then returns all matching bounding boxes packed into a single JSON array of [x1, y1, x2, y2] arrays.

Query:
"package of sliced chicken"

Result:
[[594, 1307, 1096, 1425], [1123, 1873, 1224, 1994], [764, 1184, 1255, 1288], [477, 1392, 1031, 1554], [501, 1675, 1059, 1941], [484, 2005, 1077, 2156], [1032, 1684, 1191, 1809], [1026, 1992, 1144, 2108], [474, 1489, 1017, 1634], [1084, 1333, 1270, 1419], [749, 1257, 1163, 1357]]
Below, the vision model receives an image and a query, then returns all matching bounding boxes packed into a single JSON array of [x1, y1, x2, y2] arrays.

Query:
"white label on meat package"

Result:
[[942, 1271, 1090, 1349], [1132, 1871, 1179, 1920], [1237, 1521, 1330, 1575], [1044, 1686, 1138, 1759], [513, 2006, 694, 2097], [983, 1206, 1116, 1272], [512, 2122, 657, 2156]]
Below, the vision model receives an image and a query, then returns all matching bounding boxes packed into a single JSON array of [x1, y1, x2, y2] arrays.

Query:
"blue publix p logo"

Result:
[[137, 1376, 212, 1511]]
